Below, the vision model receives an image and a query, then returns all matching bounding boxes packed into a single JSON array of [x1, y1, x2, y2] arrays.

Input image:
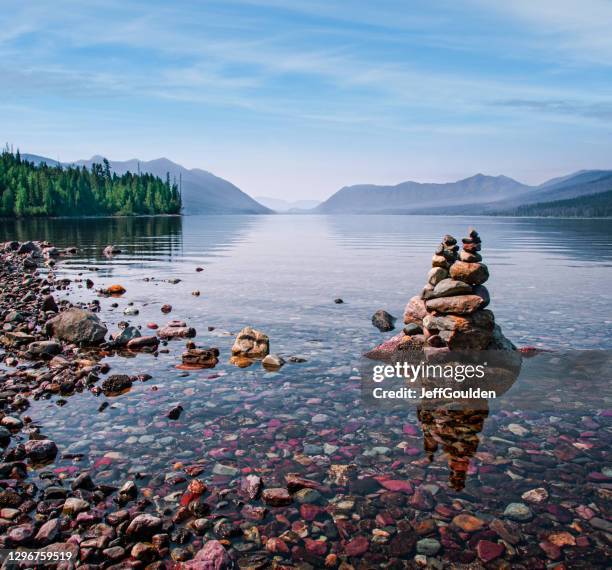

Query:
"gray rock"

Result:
[[503, 502, 532, 521], [0, 426, 10, 447], [45, 308, 107, 345], [110, 325, 141, 347], [416, 538, 441, 556], [432, 278, 472, 298], [24, 439, 58, 462], [427, 267, 448, 286], [26, 341, 62, 359], [372, 310, 396, 332]]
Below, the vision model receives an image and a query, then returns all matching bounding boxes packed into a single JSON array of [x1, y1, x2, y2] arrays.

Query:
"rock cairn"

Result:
[[402, 228, 514, 352]]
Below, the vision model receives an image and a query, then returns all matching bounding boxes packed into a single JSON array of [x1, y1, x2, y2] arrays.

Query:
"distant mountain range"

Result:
[[22, 154, 271, 215], [314, 171, 612, 217], [256, 196, 321, 212], [20, 152, 612, 217]]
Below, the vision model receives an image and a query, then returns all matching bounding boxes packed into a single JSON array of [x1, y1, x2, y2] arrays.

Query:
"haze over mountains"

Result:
[[20, 153, 612, 217], [315, 171, 612, 216]]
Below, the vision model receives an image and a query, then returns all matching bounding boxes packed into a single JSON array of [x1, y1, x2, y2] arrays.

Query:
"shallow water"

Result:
[[4, 214, 612, 566]]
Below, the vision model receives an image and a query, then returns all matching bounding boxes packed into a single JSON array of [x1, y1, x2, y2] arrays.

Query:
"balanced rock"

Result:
[[368, 229, 513, 357], [431, 278, 472, 298], [450, 261, 489, 285], [426, 294, 487, 315]]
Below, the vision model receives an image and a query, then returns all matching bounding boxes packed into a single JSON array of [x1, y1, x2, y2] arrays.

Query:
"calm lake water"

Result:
[[3, 214, 612, 567]]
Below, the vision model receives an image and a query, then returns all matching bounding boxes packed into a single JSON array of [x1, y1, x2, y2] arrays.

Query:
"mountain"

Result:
[[72, 156, 270, 215], [256, 196, 321, 212], [314, 174, 530, 214], [21, 153, 61, 167], [472, 170, 612, 215]]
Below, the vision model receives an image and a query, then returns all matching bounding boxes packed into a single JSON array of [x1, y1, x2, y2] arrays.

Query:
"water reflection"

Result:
[[418, 404, 488, 491]]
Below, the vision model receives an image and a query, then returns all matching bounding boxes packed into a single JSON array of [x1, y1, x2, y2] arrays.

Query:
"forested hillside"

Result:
[[493, 190, 612, 218], [0, 150, 181, 217]]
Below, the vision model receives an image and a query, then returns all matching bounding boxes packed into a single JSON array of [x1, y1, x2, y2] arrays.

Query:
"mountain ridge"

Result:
[[22, 153, 271, 215]]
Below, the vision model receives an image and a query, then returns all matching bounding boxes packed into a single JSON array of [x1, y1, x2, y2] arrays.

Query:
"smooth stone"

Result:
[[449, 261, 489, 285], [503, 502, 533, 521], [416, 538, 441, 556], [427, 267, 448, 286], [432, 278, 472, 298]]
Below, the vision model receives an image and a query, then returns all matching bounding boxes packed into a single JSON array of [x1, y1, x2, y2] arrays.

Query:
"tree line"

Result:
[[0, 149, 182, 218], [493, 190, 612, 218]]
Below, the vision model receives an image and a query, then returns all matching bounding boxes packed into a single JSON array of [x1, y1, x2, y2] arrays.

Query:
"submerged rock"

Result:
[[101, 374, 133, 396]]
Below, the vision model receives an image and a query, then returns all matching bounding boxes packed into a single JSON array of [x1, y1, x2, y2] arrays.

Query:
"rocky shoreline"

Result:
[[1, 239, 611, 569]]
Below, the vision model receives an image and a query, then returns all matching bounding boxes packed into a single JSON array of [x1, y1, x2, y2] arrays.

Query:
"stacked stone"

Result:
[[402, 228, 512, 351]]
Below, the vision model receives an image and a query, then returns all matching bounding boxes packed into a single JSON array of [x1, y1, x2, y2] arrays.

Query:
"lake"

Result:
[[2, 214, 611, 567]]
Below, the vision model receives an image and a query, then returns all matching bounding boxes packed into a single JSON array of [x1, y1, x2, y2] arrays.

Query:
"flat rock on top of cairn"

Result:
[[368, 228, 514, 359]]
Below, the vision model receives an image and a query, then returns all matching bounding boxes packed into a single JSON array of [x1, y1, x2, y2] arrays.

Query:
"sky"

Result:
[[1, 0, 611, 201]]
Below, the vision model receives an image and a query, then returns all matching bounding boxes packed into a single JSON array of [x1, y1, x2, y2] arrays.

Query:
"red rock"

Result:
[[378, 479, 413, 494], [126, 335, 159, 350], [285, 473, 323, 492], [426, 294, 486, 315], [266, 537, 289, 553], [476, 540, 505, 563], [344, 535, 369, 556], [449, 261, 489, 285], [547, 531, 576, 547], [452, 513, 485, 532], [304, 538, 328, 557], [262, 488, 292, 506], [539, 541, 562, 560], [300, 504, 324, 521], [186, 539, 232, 569], [403, 295, 427, 325]]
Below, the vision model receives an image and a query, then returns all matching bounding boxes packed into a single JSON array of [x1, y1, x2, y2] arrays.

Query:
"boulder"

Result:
[[45, 309, 107, 345], [371, 310, 396, 332], [231, 326, 269, 358]]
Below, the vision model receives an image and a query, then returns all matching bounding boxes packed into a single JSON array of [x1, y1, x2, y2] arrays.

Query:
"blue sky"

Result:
[[1, 0, 611, 200]]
